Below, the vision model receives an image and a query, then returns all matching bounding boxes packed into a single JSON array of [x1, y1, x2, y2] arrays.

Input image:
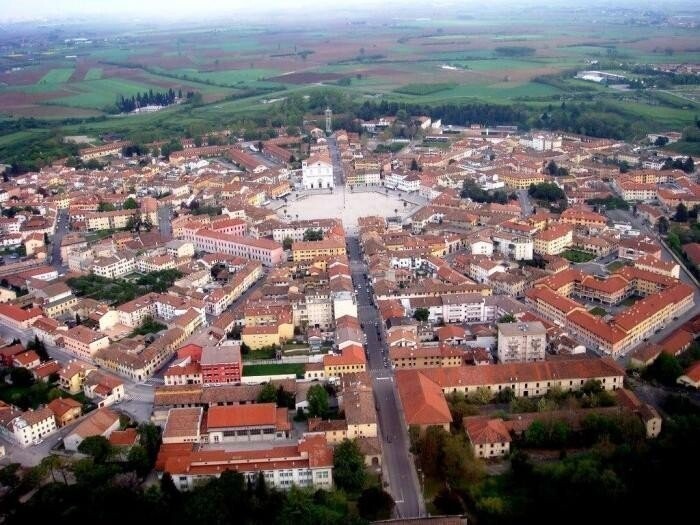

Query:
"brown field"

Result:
[[0, 66, 52, 86], [268, 71, 344, 84]]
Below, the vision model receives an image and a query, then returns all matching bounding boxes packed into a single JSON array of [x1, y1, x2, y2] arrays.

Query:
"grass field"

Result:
[[243, 363, 305, 377], [1, 9, 699, 154], [38, 68, 74, 84], [84, 68, 103, 80], [562, 250, 597, 263]]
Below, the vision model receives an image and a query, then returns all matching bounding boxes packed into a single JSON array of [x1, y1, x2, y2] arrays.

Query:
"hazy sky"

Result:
[[1, 0, 389, 21], [0, 0, 690, 22]]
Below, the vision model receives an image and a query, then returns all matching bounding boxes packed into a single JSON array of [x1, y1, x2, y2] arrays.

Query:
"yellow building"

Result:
[[533, 224, 573, 256], [292, 238, 346, 262], [241, 325, 281, 350], [502, 171, 545, 190], [323, 345, 367, 377], [390, 345, 464, 369]]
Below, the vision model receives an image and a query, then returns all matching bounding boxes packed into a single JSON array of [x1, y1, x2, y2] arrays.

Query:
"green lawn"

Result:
[[84, 68, 103, 81], [38, 68, 75, 84], [394, 83, 457, 96], [562, 249, 597, 263], [243, 363, 305, 377], [50, 78, 164, 109], [621, 295, 642, 307], [242, 347, 277, 361], [168, 68, 281, 86], [607, 261, 626, 272], [589, 306, 608, 317]]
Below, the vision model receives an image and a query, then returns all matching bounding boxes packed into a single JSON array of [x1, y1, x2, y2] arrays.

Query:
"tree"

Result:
[[307, 384, 329, 418], [138, 422, 162, 465], [257, 382, 278, 403], [77, 436, 114, 463], [283, 237, 293, 250], [75, 312, 82, 325], [303, 229, 323, 241], [498, 313, 516, 323], [654, 136, 669, 147], [333, 439, 366, 493], [40, 454, 68, 484], [127, 445, 151, 477], [97, 202, 116, 212], [10, 367, 34, 388], [410, 158, 420, 171], [441, 433, 484, 488], [123, 197, 138, 210], [495, 386, 515, 403], [658, 216, 670, 234], [413, 307, 430, 322], [358, 487, 395, 520], [644, 352, 683, 386], [675, 203, 689, 222], [27, 335, 49, 361]]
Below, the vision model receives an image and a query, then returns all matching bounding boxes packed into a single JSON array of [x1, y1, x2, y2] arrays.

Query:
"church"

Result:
[[302, 152, 334, 190]]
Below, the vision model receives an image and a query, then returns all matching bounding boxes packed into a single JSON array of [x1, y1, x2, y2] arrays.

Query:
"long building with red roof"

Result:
[[158, 433, 334, 491]]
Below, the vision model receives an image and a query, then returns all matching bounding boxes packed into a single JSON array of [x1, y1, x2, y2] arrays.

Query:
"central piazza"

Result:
[[276, 188, 422, 234]]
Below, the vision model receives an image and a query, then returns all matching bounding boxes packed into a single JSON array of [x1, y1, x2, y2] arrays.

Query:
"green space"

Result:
[[243, 363, 305, 377], [129, 316, 167, 337], [38, 68, 75, 84], [0, 367, 95, 412], [607, 260, 627, 272], [588, 306, 608, 316], [562, 249, 597, 263], [67, 270, 183, 305], [50, 78, 170, 110], [241, 345, 278, 361], [394, 83, 457, 96], [621, 295, 642, 307], [84, 68, 103, 81]]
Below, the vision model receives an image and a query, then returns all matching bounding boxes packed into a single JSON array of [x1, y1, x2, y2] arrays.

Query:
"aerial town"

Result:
[[0, 1, 698, 522], [0, 107, 698, 522]]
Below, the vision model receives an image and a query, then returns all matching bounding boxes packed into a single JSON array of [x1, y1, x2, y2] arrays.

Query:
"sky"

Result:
[[1, 0, 387, 21], [0, 0, 691, 23]]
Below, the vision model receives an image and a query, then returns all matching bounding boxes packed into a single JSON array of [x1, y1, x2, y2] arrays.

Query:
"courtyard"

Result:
[[277, 187, 422, 234]]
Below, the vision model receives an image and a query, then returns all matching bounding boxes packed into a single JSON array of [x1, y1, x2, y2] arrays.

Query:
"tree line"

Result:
[[114, 88, 186, 113]]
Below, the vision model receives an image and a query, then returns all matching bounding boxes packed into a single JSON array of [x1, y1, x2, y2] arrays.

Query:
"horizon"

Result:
[[0, 0, 697, 24]]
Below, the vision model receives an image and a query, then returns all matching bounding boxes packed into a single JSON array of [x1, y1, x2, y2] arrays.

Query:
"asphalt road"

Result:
[[158, 205, 173, 240], [50, 208, 69, 271], [347, 236, 424, 518], [518, 189, 534, 218]]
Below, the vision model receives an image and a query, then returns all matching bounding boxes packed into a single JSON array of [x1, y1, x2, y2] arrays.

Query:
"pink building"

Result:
[[192, 229, 284, 267], [200, 345, 242, 385]]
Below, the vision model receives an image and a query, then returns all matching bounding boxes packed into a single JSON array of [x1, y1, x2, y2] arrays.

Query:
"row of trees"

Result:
[[114, 89, 181, 113]]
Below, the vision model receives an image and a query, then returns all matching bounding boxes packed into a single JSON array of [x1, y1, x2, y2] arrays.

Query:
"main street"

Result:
[[327, 130, 423, 517], [50, 208, 69, 271], [347, 236, 424, 518]]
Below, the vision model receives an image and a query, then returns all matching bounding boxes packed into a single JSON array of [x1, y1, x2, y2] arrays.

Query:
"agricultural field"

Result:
[[0, 5, 698, 154]]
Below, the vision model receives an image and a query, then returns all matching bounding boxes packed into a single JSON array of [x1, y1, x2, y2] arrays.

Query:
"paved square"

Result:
[[279, 188, 420, 234]]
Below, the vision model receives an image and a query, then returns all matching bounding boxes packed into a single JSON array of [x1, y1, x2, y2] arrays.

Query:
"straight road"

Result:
[[346, 236, 424, 518], [518, 189, 533, 218], [50, 208, 69, 271]]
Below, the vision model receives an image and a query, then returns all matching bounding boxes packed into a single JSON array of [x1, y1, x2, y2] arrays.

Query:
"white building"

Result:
[[384, 172, 421, 192], [2, 407, 57, 447], [497, 322, 546, 363], [492, 233, 533, 261], [332, 291, 358, 320], [302, 153, 334, 189], [92, 254, 136, 279]]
